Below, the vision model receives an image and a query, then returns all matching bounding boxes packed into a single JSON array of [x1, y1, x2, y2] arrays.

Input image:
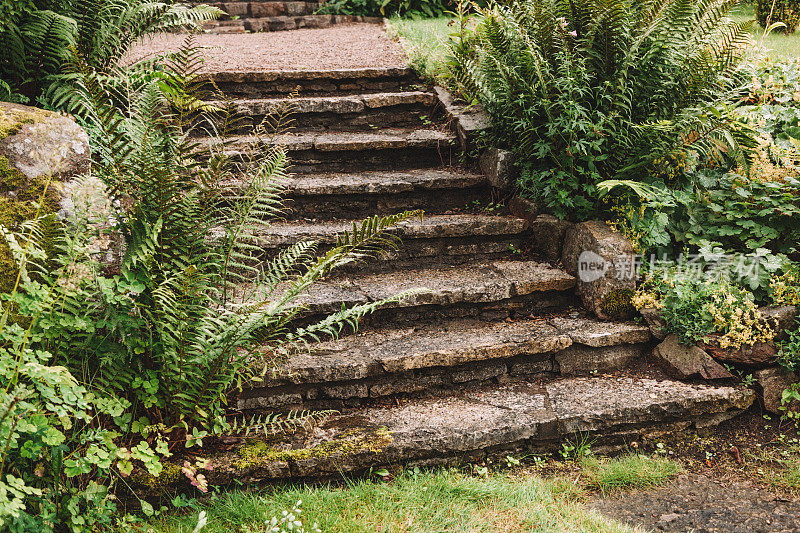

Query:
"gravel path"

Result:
[[125, 24, 408, 72], [592, 473, 800, 532]]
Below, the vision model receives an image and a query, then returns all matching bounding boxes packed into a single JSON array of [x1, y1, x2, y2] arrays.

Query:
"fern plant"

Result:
[[451, 0, 757, 220], [4, 41, 420, 452], [0, 0, 221, 106]]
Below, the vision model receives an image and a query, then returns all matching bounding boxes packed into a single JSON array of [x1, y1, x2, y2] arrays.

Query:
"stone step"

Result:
[[252, 214, 529, 269], [209, 128, 458, 173], [206, 376, 754, 482], [211, 1, 320, 19], [282, 169, 488, 219], [263, 259, 576, 326], [215, 91, 439, 132], [201, 67, 420, 97], [239, 316, 653, 410], [200, 14, 381, 33]]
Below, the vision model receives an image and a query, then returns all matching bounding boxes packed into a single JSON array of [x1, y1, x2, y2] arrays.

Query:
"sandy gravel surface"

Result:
[[125, 24, 408, 72]]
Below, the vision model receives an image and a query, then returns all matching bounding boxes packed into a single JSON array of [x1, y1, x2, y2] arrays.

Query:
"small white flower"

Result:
[[191, 510, 208, 533]]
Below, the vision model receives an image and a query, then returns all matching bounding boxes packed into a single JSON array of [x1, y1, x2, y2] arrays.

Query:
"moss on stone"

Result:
[[129, 461, 184, 488], [0, 106, 49, 141], [233, 428, 393, 470], [0, 155, 61, 293], [600, 288, 637, 320]]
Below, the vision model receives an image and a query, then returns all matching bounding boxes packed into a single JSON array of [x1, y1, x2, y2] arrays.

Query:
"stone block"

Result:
[[639, 307, 668, 340], [761, 305, 798, 340], [451, 363, 507, 384], [220, 2, 250, 16], [652, 335, 733, 381], [562, 220, 637, 320], [250, 2, 285, 16], [269, 17, 297, 31], [754, 366, 799, 413], [303, 14, 333, 28], [508, 196, 537, 226], [528, 214, 573, 261], [433, 86, 490, 152], [480, 148, 516, 190], [555, 344, 645, 376], [285, 1, 310, 15]]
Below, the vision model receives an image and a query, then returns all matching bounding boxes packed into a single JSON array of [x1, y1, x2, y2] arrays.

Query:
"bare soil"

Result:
[[592, 473, 800, 532], [124, 24, 408, 72], [588, 410, 800, 532]]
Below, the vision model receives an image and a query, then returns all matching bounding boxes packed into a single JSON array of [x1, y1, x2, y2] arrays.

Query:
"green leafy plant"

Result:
[[778, 326, 800, 372], [451, 0, 756, 221], [633, 270, 777, 349], [601, 169, 800, 261]]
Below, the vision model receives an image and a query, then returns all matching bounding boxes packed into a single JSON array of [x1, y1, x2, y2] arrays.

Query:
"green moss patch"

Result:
[[0, 105, 49, 141], [600, 289, 636, 321], [0, 155, 61, 293], [234, 428, 393, 470]]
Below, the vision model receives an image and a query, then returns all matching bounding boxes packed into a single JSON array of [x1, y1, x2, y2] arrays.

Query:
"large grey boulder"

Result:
[[0, 102, 90, 182], [562, 220, 637, 320], [0, 103, 93, 291]]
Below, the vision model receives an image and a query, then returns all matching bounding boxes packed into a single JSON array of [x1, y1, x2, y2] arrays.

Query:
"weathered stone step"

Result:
[[204, 376, 754, 482], [211, 128, 458, 173], [282, 169, 488, 219], [252, 214, 529, 269], [200, 14, 381, 33], [240, 316, 652, 409], [202, 68, 419, 97], [270, 260, 576, 326], [211, 1, 320, 19], [216, 91, 439, 132]]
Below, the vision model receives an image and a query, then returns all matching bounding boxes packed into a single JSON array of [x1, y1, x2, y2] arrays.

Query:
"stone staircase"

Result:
[[197, 66, 755, 483], [199, 1, 382, 33]]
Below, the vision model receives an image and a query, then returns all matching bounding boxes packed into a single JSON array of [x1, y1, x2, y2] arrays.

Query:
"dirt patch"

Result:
[[125, 24, 408, 72], [591, 473, 800, 532], [582, 410, 800, 532]]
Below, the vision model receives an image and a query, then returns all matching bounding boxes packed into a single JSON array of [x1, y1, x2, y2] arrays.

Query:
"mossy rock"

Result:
[[600, 288, 637, 321], [0, 105, 49, 141], [0, 103, 91, 294]]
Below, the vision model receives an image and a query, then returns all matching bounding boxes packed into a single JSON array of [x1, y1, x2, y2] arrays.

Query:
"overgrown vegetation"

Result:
[[450, 0, 756, 221], [0, 0, 220, 107], [0, 39, 420, 529]]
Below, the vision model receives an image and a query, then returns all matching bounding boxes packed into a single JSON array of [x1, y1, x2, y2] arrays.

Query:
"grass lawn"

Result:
[[386, 16, 455, 84], [140, 455, 690, 533], [731, 4, 800, 58]]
